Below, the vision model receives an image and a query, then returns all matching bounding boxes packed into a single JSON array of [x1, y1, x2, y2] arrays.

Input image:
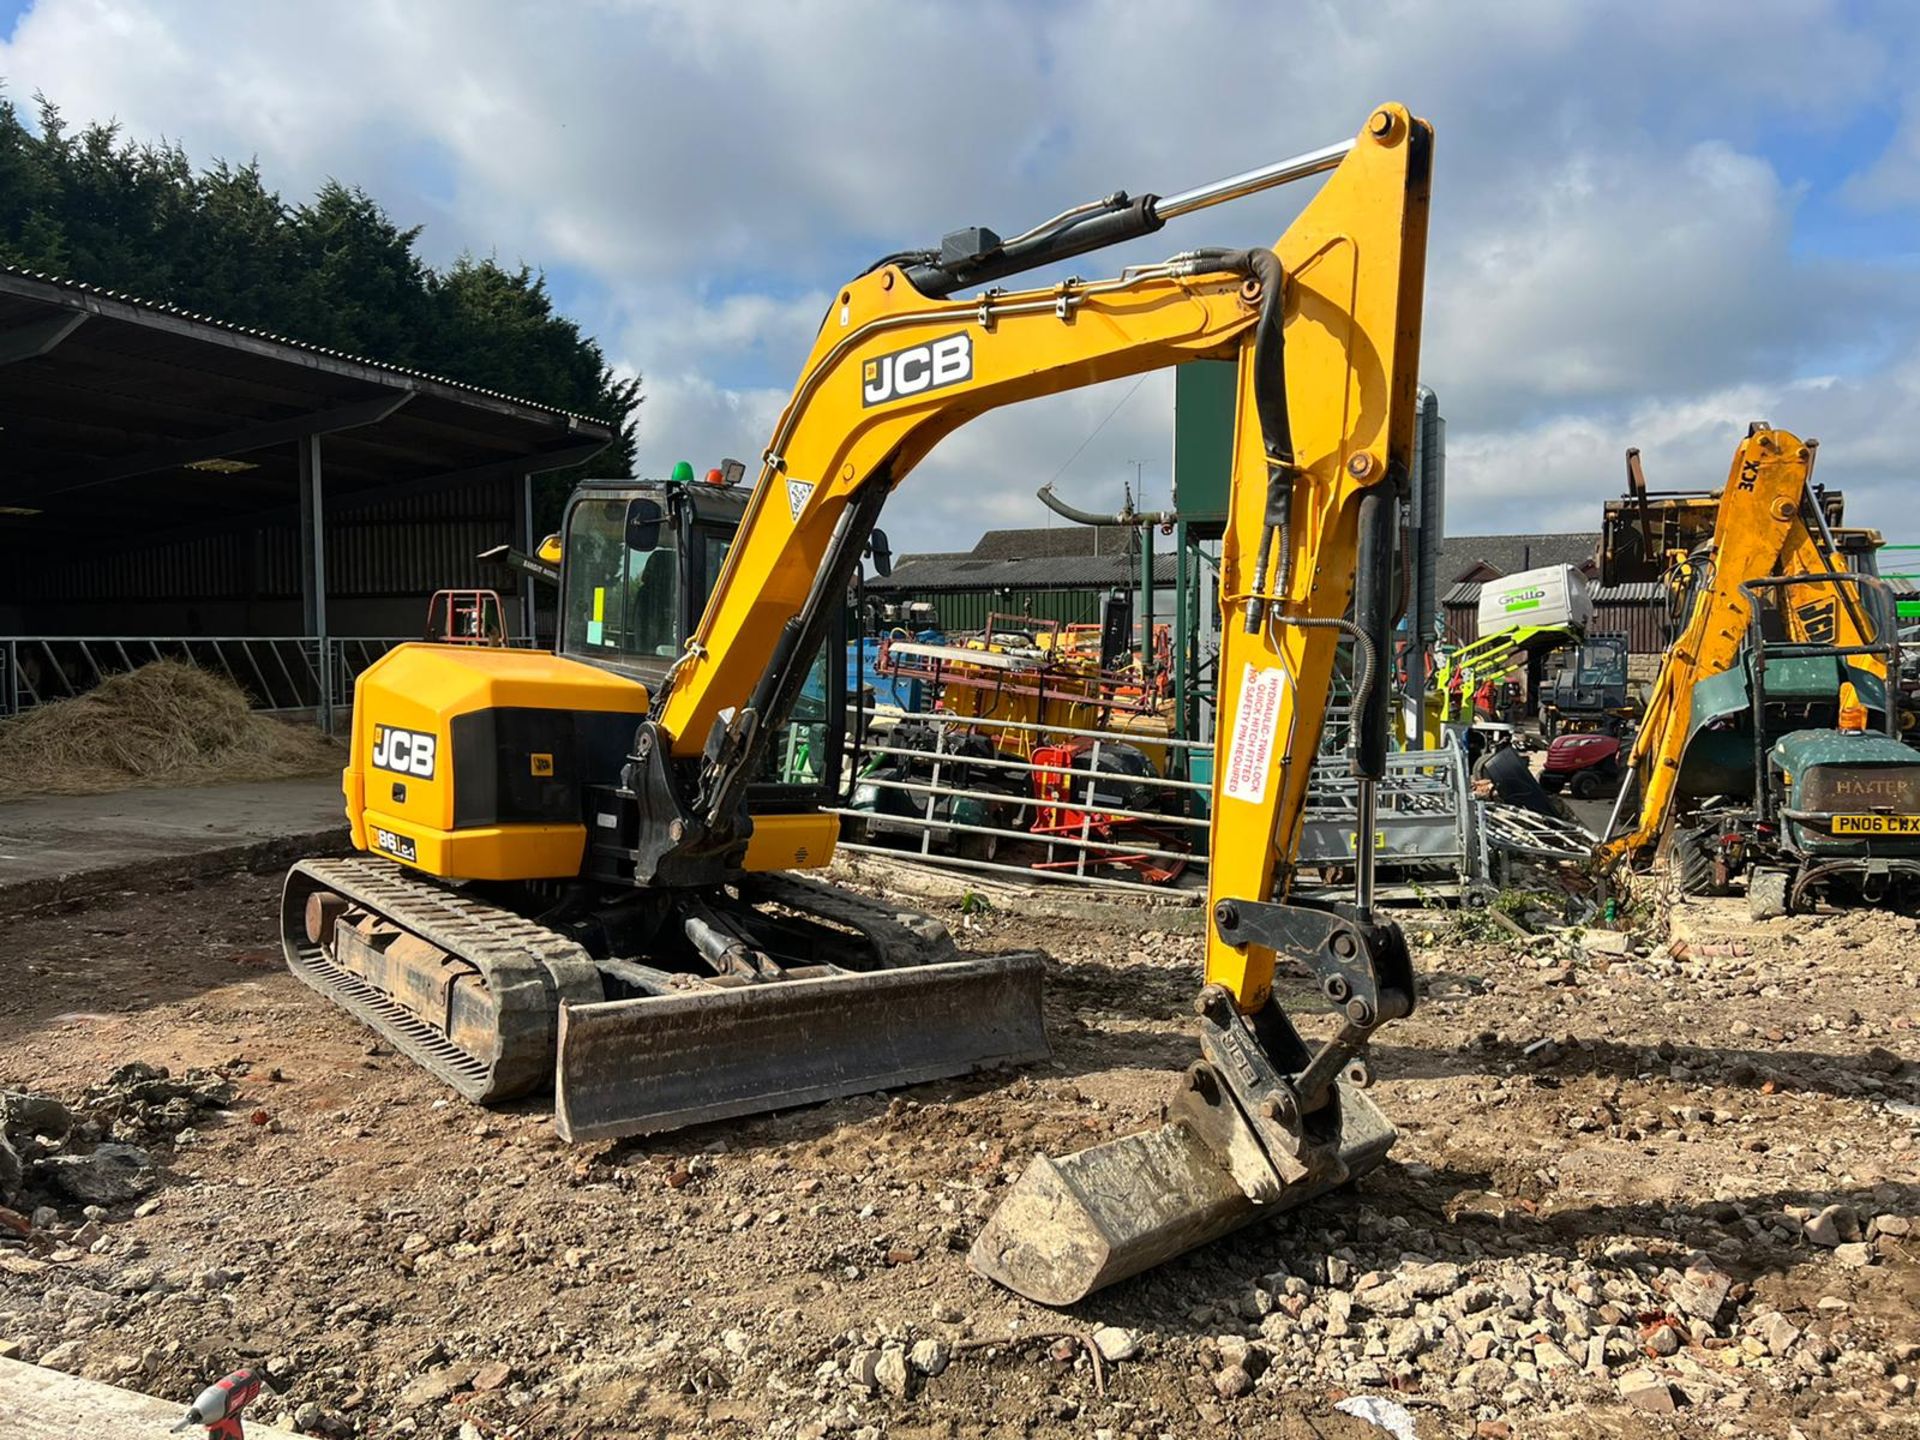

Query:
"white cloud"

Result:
[[1845, 92, 1920, 213], [626, 371, 789, 485], [1446, 339, 1920, 538], [4, 0, 1918, 553]]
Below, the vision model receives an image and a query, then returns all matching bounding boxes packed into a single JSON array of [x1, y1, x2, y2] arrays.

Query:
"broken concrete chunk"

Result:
[[908, 1338, 950, 1377], [41, 1143, 156, 1205], [1674, 1260, 1731, 1322], [875, 1345, 913, 1399], [1091, 1326, 1141, 1362], [1804, 1204, 1859, 1248], [396, 1360, 479, 1409], [1617, 1369, 1677, 1412]]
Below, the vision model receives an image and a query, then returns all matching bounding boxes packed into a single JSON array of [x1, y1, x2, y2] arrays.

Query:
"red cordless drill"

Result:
[[172, 1367, 268, 1440]]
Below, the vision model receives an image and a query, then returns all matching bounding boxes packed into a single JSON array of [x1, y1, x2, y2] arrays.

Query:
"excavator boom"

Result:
[[567, 104, 1434, 1295]]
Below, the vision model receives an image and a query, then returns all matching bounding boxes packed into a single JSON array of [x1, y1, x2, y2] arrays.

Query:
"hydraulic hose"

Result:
[[1181, 248, 1296, 634]]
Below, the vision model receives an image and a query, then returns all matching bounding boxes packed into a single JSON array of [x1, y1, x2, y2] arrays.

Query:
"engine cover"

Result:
[[345, 644, 649, 881]]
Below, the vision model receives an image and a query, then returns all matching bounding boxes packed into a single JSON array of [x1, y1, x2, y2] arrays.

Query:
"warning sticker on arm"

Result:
[[1221, 663, 1289, 804]]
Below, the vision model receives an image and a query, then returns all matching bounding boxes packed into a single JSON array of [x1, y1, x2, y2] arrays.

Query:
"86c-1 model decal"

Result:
[[371, 826, 418, 862]]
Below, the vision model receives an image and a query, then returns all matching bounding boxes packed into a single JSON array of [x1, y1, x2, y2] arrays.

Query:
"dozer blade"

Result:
[[555, 951, 1049, 1141], [968, 1074, 1394, 1306]]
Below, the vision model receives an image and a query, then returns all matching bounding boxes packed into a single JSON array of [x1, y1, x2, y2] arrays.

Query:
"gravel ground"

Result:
[[1, 859, 1916, 1439]]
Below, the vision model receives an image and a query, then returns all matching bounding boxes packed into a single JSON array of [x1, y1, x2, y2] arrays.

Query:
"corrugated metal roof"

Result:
[[1444, 579, 1664, 606], [1595, 581, 1666, 602], [1437, 531, 1600, 584], [0, 264, 607, 427], [966, 525, 1137, 560]]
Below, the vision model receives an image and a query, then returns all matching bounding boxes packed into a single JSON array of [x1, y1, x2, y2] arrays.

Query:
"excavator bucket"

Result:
[[969, 1072, 1394, 1305], [555, 951, 1048, 1140]]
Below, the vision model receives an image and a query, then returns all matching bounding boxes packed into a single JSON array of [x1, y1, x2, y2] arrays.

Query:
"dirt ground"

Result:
[[1, 857, 1916, 1439]]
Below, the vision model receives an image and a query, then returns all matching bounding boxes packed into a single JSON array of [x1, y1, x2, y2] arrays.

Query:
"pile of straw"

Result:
[[0, 661, 340, 798]]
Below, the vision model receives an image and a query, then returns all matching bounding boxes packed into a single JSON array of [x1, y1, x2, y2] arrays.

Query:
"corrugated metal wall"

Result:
[[910, 588, 1112, 633], [16, 479, 520, 605], [1444, 597, 1666, 653], [1590, 599, 1668, 654], [901, 586, 1180, 634]]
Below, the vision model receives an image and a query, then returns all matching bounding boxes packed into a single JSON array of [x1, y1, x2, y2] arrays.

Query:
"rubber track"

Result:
[[281, 857, 598, 1103]]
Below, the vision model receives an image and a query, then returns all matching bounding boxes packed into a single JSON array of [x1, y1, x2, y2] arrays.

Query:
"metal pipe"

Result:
[[1140, 522, 1155, 693], [855, 705, 1211, 749], [835, 802, 1193, 864], [857, 740, 1213, 795], [1600, 762, 1638, 842], [833, 836, 1187, 896], [1154, 139, 1356, 221], [856, 774, 1208, 831], [1035, 482, 1175, 528]]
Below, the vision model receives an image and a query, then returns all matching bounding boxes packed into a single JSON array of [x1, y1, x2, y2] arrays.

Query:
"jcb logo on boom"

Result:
[[371, 725, 437, 779], [862, 333, 972, 407]]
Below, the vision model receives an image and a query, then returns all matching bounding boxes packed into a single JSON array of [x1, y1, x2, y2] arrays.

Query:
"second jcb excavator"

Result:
[[1597, 427, 1920, 918], [283, 103, 1433, 1301]]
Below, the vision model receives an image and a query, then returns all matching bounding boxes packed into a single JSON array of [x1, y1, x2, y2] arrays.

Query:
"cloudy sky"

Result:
[[4, 0, 1918, 557]]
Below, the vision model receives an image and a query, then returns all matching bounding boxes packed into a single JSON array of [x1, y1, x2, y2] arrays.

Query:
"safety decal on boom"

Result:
[[787, 479, 814, 522], [1222, 663, 1288, 805]]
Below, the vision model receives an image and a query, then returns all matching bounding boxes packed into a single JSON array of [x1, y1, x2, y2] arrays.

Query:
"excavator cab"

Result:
[[558, 481, 740, 676]]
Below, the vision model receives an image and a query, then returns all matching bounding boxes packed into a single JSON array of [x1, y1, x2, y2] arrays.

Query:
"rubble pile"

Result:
[[0, 1062, 237, 1219], [1, 871, 1914, 1437]]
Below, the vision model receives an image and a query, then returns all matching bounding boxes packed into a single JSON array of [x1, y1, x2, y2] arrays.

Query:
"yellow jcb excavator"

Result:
[[282, 103, 1433, 1304], [1595, 426, 1920, 917]]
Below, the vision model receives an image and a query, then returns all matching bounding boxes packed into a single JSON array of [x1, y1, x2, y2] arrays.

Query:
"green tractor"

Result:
[[1665, 573, 1920, 919]]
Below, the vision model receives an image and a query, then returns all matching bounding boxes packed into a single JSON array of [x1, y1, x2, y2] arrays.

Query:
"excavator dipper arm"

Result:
[[615, 104, 1432, 1303]]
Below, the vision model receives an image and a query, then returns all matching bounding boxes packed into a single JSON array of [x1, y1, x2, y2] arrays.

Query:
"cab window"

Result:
[[561, 498, 683, 663]]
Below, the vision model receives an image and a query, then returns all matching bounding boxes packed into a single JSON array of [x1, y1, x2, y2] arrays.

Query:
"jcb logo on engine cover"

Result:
[[863, 332, 971, 407], [371, 725, 437, 779]]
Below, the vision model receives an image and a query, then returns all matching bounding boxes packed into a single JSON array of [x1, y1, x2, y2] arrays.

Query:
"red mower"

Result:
[[1540, 731, 1624, 800]]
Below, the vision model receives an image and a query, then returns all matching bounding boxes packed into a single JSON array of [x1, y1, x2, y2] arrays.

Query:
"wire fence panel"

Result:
[[0, 635, 527, 723], [839, 706, 1485, 901], [1294, 745, 1486, 901], [840, 706, 1205, 893]]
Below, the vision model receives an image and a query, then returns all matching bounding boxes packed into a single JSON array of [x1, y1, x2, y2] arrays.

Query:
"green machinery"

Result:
[[1662, 571, 1920, 918]]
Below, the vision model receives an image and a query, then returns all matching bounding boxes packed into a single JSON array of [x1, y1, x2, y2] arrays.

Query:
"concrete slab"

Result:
[[0, 778, 346, 912], [0, 1356, 303, 1439]]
